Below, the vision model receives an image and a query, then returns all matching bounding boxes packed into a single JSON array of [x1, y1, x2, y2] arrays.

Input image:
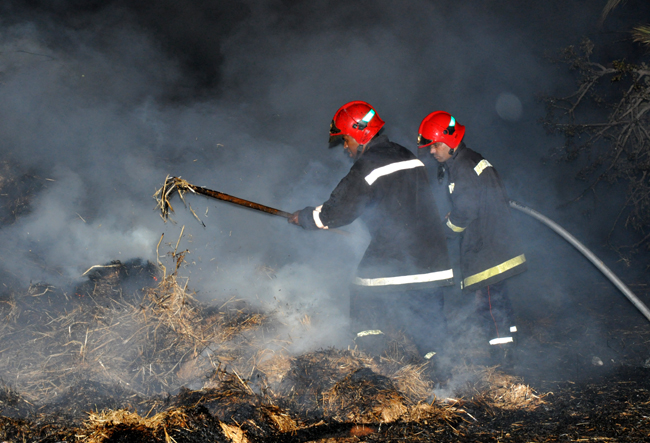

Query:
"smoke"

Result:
[[0, 0, 647, 380], [495, 93, 523, 122]]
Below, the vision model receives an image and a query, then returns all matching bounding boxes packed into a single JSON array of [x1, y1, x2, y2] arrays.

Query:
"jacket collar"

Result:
[[361, 134, 389, 155], [447, 141, 466, 166], [352, 134, 389, 161]]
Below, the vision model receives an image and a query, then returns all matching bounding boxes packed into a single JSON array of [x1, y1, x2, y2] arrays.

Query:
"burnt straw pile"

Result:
[[1, 260, 650, 442], [0, 258, 471, 442]]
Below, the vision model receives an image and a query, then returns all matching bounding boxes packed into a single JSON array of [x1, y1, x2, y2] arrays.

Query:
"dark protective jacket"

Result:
[[443, 143, 527, 291], [298, 135, 453, 291]]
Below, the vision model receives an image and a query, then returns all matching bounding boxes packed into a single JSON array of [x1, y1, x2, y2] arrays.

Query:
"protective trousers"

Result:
[[474, 280, 516, 346], [350, 287, 448, 358]]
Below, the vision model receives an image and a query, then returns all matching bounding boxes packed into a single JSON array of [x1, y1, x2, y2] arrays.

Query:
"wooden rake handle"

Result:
[[156, 176, 349, 236], [185, 181, 293, 218]]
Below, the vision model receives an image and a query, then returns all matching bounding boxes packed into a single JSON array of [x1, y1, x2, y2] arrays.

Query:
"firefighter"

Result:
[[289, 101, 454, 362], [417, 111, 527, 368]]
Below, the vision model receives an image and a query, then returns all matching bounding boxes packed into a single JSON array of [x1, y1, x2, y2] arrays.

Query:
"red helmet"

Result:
[[329, 101, 385, 145], [417, 111, 465, 149]]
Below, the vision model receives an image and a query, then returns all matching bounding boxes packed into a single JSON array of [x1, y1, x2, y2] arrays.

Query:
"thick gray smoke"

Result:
[[0, 0, 647, 367]]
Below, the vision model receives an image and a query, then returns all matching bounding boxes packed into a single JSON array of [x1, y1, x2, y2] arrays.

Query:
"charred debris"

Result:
[[1, 160, 650, 442], [0, 262, 548, 443]]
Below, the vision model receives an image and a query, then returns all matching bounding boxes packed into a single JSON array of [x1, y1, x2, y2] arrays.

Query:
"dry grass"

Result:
[[261, 405, 300, 433], [220, 422, 249, 443], [254, 350, 292, 388], [322, 368, 409, 423], [0, 265, 550, 441], [0, 259, 275, 404], [78, 408, 191, 443], [153, 175, 204, 225], [0, 242, 551, 443], [406, 401, 464, 425], [383, 361, 433, 403], [461, 365, 548, 411]]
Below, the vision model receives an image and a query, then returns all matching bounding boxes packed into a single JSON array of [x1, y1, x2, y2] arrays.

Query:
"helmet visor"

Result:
[[417, 134, 433, 148], [329, 119, 343, 145]]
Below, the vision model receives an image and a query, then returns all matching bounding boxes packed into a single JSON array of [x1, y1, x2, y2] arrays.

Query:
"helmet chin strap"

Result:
[[354, 145, 366, 161], [355, 134, 376, 160]]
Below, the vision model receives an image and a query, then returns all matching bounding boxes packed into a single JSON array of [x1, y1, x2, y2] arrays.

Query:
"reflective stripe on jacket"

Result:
[[444, 143, 527, 291], [298, 135, 453, 291]]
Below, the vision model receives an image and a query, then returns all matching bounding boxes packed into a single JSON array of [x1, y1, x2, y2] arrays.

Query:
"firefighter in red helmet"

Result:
[[418, 111, 527, 368], [289, 101, 454, 367]]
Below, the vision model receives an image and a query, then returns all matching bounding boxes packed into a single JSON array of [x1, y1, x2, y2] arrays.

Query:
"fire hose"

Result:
[[509, 200, 650, 323]]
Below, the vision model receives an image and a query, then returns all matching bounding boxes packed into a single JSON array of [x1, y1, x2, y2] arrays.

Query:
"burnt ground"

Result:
[[480, 282, 650, 442], [0, 275, 649, 442], [1, 354, 649, 442]]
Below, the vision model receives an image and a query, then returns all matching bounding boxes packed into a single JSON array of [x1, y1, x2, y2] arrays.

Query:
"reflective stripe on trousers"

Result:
[[354, 269, 453, 287], [462, 254, 526, 289]]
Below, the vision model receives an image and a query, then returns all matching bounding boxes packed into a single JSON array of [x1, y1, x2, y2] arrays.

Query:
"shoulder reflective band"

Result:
[[356, 330, 384, 338], [448, 183, 455, 194], [510, 326, 517, 333], [474, 159, 493, 176], [312, 205, 328, 229], [361, 109, 375, 124], [365, 159, 425, 185], [446, 218, 466, 232], [423, 351, 436, 360], [489, 337, 514, 345], [354, 269, 454, 286], [462, 254, 526, 289]]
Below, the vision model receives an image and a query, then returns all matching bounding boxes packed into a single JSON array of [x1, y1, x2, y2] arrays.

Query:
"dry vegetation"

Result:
[[1, 161, 648, 442], [543, 38, 650, 259], [0, 251, 552, 442]]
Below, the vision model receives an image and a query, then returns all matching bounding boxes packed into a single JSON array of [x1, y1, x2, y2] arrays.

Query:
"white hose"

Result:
[[509, 200, 650, 323]]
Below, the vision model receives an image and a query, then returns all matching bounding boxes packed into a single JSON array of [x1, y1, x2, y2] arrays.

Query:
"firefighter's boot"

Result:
[[354, 330, 387, 357], [488, 340, 517, 370]]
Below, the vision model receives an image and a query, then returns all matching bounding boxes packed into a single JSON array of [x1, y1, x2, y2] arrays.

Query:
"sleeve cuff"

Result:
[[298, 206, 317, 230], [446, 217, 466, 234]]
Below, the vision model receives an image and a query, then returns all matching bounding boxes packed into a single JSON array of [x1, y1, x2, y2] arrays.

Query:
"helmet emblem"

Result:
[[447, 116, 456, 135], [352, 109, 375, 130]]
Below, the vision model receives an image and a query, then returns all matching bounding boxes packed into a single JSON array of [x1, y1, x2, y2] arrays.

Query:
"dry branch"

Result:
[[543, 39, 650, 257]]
